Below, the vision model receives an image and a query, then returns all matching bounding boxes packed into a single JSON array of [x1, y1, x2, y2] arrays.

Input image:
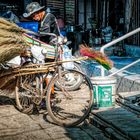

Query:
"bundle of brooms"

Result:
[[0, 56, 87, 90], [0, 17, 37, 90], [0, 17, 35, 64], [0, 64, 55, 90]]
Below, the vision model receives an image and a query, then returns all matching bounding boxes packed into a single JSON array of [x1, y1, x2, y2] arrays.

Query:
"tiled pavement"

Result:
[[0, 97, 109, 140]]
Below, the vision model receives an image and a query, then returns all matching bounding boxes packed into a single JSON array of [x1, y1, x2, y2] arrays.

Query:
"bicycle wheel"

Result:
[[66, 62, 83, 91], [46, 70, 93, 127], [74, 62, 83, 72], [55, 68, 83, 91], [15, 74, 42, 114]]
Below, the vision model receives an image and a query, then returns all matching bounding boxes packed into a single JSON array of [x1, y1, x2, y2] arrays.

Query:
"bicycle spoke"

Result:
[[46, 70, 93, 127]]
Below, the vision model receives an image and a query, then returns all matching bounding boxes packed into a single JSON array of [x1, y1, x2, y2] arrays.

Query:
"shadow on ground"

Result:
[[0, 95, 15, 106]]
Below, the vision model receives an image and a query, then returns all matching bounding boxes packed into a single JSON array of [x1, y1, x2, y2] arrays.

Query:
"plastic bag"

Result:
[[62, 45, 74, 70]]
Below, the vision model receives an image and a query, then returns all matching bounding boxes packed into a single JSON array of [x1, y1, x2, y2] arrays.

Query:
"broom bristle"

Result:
[[0, 18, 26, 33], [0, 18, 31, 63], [79, 44, 113, 70]]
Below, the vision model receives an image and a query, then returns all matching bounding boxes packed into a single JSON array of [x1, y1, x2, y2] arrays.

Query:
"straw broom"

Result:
[[0, 17, 36, 63], [0, 17, 37, 91]]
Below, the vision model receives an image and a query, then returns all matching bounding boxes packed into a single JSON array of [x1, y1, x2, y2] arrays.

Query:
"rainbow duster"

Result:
[[79, 44, 113, 70]]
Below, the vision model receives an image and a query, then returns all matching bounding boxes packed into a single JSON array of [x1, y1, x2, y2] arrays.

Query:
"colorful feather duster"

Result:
[[79, 44, 113, 70]]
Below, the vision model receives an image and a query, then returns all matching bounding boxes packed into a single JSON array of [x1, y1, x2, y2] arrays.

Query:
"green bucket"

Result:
[[91, 76, 117, 108]]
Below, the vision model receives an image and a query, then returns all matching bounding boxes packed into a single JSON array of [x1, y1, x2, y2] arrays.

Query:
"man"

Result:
[[23, 2, 60, 43]]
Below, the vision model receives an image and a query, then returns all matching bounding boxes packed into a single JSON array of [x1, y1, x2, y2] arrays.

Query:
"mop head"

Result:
[[79, 44, 113, 70], [0, 18, 33, 64]]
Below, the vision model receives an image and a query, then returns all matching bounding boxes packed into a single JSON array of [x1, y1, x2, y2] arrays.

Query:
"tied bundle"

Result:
[[80, 44, 113, 70], [0, 18, 35, 64]]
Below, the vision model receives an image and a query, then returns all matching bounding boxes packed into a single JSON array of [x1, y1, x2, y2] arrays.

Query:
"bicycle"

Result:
[[15, 33, 94, 127]]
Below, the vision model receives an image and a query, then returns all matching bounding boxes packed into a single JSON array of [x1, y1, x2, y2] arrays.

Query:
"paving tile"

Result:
[[0, 130, 51, 140], [0, 97, 109, 140]]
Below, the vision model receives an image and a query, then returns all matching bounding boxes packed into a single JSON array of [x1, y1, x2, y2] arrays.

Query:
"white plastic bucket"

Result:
[[91, 76, 117, 108]]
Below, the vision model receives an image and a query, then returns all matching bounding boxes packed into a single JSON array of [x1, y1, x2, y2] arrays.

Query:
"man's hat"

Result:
[[23, 2, 45, 18]]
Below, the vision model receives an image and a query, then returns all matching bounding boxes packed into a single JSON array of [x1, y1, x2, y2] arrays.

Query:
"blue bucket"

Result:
[[17, 22, 39, 33]]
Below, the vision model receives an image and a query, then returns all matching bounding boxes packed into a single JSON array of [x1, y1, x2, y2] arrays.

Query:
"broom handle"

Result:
[[25, 30, 40, 37]]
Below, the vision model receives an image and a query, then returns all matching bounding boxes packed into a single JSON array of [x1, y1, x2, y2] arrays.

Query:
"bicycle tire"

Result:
[[46, 70, 93, 127], [73, 62, 83, 72], [55, 68, 83, 91]]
